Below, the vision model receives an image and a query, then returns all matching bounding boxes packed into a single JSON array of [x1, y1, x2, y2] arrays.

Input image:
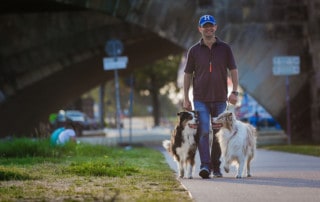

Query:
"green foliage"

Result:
[[64, 160, 139, 177], [262, 144, 320, 157], [0, 166, 34, 181], [0, 138, 192, 201], [0, 138, 167, 179], [0, 138, 50, 158], [134, 54, 183, 125], [0, 138, 77, 158], [75, 143, 112, 156], [82, 54, 182, 118], [134, 54, 182, 92]]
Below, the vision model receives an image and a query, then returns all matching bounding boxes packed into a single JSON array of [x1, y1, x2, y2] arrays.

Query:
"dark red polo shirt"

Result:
[[184, 37, 237, 102]]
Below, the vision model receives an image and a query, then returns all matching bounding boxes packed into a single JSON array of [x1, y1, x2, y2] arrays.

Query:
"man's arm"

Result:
[[228, 69, 239, 105], [183, 73, 192, 110], [230, 69, 239, 92]]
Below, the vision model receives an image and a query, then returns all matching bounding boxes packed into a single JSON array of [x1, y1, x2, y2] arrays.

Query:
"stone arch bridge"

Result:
[[1, 0, 319, 142]]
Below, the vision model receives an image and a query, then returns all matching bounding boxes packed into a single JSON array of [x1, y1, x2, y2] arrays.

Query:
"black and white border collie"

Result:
[[163, 111, 199, 179]]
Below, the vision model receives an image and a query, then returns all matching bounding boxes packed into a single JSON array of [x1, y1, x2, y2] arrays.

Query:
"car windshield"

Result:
[[65, 111, 86, 122]]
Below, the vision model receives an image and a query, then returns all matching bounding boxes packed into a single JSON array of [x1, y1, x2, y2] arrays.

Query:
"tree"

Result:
[[134, 54, 183, 126]]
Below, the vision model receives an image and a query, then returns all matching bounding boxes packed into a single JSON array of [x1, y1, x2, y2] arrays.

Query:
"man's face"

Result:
[[198, 23, 217, 37]]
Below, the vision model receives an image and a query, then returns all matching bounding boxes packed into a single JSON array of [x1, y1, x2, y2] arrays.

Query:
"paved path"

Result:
[[160, 146, 320, 202], [80, 127, 320, 202]]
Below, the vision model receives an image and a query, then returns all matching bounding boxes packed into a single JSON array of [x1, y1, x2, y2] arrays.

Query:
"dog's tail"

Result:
[[162, 140, 171, 152]]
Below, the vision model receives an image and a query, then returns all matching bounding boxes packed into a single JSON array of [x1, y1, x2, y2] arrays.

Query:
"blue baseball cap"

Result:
[[199, 15, 216, 27]]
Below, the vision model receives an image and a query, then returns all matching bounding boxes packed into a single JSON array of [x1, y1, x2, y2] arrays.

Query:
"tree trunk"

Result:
[[150, 77, 160, 127], [151, 89, 160, 126]]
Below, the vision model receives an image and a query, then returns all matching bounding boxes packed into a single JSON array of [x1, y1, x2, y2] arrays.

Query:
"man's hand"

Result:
[[183, 98, 192, 111], [228, 93, 238, 105]]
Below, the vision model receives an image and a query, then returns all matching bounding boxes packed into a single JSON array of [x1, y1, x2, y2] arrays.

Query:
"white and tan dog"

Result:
[[214, 111, 256, 178], [163, 111, 199, 179]]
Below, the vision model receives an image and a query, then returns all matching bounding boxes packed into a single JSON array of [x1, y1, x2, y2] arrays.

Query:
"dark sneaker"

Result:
[[199, 168, 210, 179], [213, 171, 223, 178]]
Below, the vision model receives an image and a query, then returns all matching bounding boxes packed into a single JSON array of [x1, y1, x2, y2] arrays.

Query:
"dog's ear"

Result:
[[179, 111, 190, 116], [177, 112, 186, 120]]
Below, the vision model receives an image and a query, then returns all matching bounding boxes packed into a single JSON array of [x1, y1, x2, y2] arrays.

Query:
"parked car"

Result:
[[54, 110, 101, 135]]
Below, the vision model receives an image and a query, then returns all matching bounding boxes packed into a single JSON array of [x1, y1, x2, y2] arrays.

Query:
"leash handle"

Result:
[[226, 101, 237, 116]]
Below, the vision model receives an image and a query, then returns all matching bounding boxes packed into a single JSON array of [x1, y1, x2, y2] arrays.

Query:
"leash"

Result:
[[226, 101, 234, 112], [226, 101, 231, 111], [226, 101, 238, 118]]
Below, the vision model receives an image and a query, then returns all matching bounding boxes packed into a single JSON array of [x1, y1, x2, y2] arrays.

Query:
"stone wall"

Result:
[[127, 0, 320, 141], [308, 0, 320, 141], [1, 0, 319, 141]]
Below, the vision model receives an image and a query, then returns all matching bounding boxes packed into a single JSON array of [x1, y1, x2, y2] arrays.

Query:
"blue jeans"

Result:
[[194, 101, 227, 171]]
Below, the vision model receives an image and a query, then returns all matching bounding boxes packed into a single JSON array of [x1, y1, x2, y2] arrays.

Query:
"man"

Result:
[[183, 14, 239, 179]]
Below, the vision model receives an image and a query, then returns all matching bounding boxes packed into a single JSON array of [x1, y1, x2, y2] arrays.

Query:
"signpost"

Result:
[[104, 39, 128, 144], [272, 56, 300, 144], [272, 56, 300, 76], [103, 56, 128, 70]]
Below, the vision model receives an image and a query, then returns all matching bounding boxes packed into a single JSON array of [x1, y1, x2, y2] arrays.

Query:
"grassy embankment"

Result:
[[262, 144, 320, 157], [0, 138, 191, 201]]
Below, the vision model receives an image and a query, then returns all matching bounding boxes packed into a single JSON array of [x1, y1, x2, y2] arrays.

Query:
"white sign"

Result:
[[103, 56, 128, 70], [272, 56, 300, 76]]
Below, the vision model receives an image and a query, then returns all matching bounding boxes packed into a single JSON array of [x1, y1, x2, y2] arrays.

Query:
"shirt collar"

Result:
[[199, 37, 220, 46]]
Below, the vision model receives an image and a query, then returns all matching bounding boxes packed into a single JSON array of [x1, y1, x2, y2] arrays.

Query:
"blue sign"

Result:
[[105, 39, 123, 57], [272, 56, 300, 76]]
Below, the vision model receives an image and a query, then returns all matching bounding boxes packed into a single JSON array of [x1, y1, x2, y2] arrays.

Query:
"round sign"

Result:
[[105, 39, 123, 57]]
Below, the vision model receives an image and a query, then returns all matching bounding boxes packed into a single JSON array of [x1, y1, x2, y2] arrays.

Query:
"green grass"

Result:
[[261, 144, 320, 157], [0, 138, 191, 201], [0, 137, 76, 158], [0, 166, 35, 181], [2, 138, 318, 201]]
